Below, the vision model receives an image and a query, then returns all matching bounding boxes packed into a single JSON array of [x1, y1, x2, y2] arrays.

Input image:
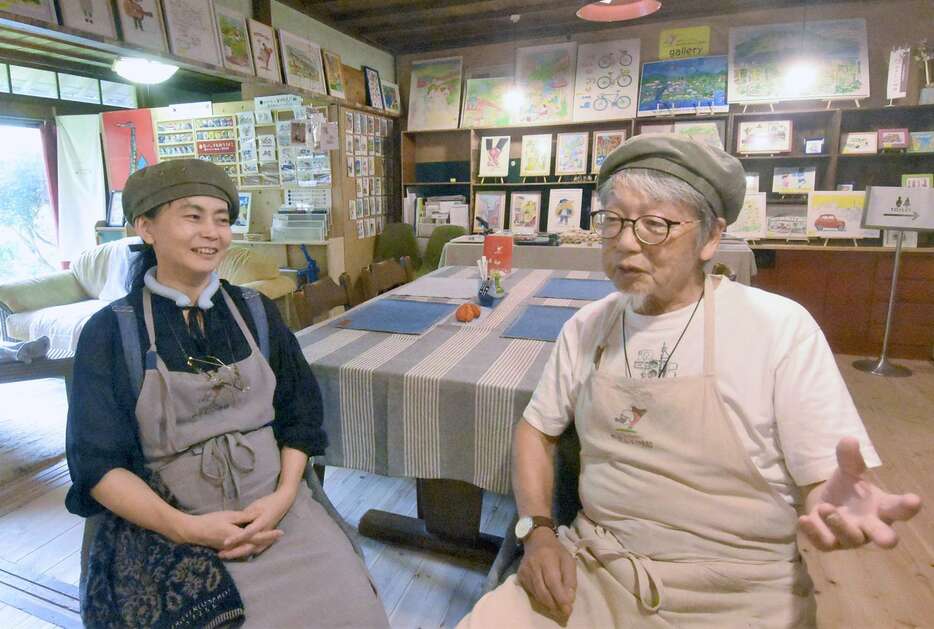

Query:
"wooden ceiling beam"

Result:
[[334, 0, 573, 29]]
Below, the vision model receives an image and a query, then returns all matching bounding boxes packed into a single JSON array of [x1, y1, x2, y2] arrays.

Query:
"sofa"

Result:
[[0, 238, 296, 354]]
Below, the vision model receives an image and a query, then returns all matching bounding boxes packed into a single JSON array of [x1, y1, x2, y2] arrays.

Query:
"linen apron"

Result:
[[462, 276, 816, 628], [136, 287, 388, 628]]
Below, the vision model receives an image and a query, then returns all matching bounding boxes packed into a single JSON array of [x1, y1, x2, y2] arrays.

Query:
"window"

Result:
[[9, 65, 58, 99], [1, 63, 137, 107], [58, 73, 101, 104], [0, 124, 58, 282], [0, 64, 8, 93]]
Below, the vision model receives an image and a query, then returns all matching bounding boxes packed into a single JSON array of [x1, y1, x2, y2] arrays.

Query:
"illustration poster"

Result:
[[162, 0, 223, 67], [2, 0, 57, 23], [101, 109, 158, 191], [772, 166, 816, 194], [322, 50, 346, 99], [461, 77, 513, 128], [59, 0, 116, 38], [547, 188, 583, 233], [555, 132, 589, 175], [573, 39, 639, 122], [407, 57, 463, 131], [474, 191, 506, 233], [278, 30, 326, 94], [765, 203, 808, 239], [215, 6, 254, 75], [591, 130, 627, 174], [247, 19, 281, 82], [673, 120, 724, 149], [807, 191, 879, 238], [515, 43, 576, 125], [729, 19, 870, 103], [520, 134, 552, 177], [728, 192, 767, 239], [638, 55, 728, 116], [381, 81, 401, 115], [114, 0, 167, 52], [478, 136, 511, 178], [510, 192, 541, 235]]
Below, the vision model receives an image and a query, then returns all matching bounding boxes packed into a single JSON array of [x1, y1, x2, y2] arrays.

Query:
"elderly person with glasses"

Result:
[[459, 135, 920, 628]]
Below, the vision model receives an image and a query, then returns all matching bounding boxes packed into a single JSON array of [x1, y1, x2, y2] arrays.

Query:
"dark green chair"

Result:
[[422, 225, 467, 275], [374, 222, 421, 269]]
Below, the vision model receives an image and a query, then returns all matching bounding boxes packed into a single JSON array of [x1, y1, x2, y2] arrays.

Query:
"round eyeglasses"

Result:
[[590, 211, 699, 246]]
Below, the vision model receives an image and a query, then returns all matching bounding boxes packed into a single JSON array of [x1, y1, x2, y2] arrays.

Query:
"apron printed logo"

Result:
[[612, 405, 654, 448]]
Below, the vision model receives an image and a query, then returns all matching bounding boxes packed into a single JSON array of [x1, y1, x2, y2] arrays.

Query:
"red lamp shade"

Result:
[[577, 0, 662, 22]]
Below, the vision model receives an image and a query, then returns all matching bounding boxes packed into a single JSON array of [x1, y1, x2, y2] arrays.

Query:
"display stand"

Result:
[[853, 230, 912, 377]]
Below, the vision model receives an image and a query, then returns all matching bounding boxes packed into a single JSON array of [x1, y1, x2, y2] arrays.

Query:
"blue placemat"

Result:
[[332, 299, 458, 335], [535, 278, 616, 301], [501, 305, 579, 342]]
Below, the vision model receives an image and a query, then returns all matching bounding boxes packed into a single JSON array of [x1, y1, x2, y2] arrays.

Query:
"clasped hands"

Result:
[[178, 487, 296, 560], [517, 437, 922, 620]]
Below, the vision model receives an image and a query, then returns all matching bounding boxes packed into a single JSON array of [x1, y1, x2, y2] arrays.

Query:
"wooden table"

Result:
[[0, 351, 74, 397]]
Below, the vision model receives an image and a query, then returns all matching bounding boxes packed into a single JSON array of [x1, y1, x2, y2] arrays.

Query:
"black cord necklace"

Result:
[[622, 288, 704, 379]]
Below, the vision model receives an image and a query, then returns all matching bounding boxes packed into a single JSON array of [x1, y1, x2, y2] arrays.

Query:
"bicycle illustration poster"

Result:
[[637, 55, 728, 116], [515, 43, 577, 125], [573, 39, 640, 122]]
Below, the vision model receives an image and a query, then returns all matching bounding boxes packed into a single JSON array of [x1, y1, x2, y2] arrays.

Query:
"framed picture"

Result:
[[278, 29, 326, 94], [520, 134, 552, 177], [233, 192, 252, 233], [546, 188, 584, 233], [878, 128, 909, 150], [807, 191, 878, 239], [515, 43, 577, 125], [772, 166, 816, 195], [591, 130, 627, 174], [363, 66, 385, 109], [478, 136, 510, 178], [841, 132, 877, 154], [247, 19, 281, 82], [115, 0, 167, 52], [729, 19, 870, 103], [407, 57, 463, 131], [555, 132, 589, 176], [461, 77, 512, 128], [908, 131, 934, 153], [215, 6, 254, 76], [766, 205, 808, 240], [510, 192, 541, 235], [637, 56, 728, 116], [2, 0, 56, 23], [381, 81, 401, 115], [804, 137, 825, 154], [59, 0, 116, 38], [573, 39, 639, 122], [727, 192, 767, 239], [736, 120, 793, 154], [313, 51, 341, 100], [107, 191, 124, 227], [901, 173, 934, 188], [474, 191, 507, 233], [745, 173, 760, 193], [162, 0, 223, 67], [673, 120, 724, 149]]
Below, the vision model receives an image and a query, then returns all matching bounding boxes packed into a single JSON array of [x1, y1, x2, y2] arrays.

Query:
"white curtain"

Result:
[[56, 114, 105, 264]]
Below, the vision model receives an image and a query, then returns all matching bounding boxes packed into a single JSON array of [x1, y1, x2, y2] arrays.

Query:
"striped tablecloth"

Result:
[[296, 266, 607, 495]]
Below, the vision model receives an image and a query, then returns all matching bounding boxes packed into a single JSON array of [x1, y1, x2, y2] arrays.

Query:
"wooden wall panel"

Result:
[[753, 251, 934, 359]]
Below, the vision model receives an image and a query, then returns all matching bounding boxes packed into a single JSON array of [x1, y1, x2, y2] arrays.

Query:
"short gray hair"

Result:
[[597, 168, 717, 247]]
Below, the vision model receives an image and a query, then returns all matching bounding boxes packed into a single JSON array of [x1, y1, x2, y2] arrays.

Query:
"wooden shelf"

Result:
[[738, 154, 832, 160], [232, 239, 330, 246], [402, 128, 470, 136], [750, 243, 934, 253], [403, 181, 470, 186], [838, 152, 934, 159], [473, 181, 596, 187]]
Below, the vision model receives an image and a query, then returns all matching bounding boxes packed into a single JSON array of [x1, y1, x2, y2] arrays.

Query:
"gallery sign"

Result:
[[659, 26, 710, 59], [862, 186, 934, 232]]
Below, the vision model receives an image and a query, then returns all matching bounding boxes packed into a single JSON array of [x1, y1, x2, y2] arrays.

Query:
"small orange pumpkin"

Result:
[[456, 303, 478, 322]]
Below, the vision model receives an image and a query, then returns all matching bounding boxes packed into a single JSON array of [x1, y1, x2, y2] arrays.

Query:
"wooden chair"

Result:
[[361, 256, 414, 300], [297, 273, 351, 327]]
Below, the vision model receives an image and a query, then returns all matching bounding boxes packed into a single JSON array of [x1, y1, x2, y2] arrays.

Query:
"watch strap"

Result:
[[520, 515, 557, 542]]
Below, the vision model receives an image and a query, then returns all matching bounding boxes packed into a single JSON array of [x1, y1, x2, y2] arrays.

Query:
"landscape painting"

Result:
[[515, 43, 577, 125], [461, 77, 513, 128], [729, 19, 870, 103], [637, 55, 728, 116]]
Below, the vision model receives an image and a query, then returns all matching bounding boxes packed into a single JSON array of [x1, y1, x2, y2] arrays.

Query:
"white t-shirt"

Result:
[[523, 277, 881, 506]]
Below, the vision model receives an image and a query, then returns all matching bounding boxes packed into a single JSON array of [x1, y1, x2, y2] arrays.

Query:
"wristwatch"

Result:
[[515, 515, 557, 543]]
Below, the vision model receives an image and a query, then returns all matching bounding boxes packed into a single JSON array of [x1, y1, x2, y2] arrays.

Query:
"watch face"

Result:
[[515, 516, 534, 540]]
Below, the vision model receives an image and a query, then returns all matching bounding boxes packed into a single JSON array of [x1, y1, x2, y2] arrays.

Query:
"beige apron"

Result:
[[136, 287, 388, 628], [461, 276, 816, 628]]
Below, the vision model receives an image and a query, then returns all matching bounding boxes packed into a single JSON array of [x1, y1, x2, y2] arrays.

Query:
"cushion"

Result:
[[220, 248, 279, 285], [70, 237, 141, 299], [7, 300, 108, 353]]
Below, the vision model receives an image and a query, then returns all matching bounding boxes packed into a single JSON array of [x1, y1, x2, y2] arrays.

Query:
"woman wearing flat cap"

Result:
[[460, 135, 921, 628], [66, 159, 388, 628]]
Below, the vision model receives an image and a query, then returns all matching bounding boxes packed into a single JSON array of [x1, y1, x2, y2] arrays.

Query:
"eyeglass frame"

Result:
[[589, 210, 699, 246], [186, 354, 250, 393]]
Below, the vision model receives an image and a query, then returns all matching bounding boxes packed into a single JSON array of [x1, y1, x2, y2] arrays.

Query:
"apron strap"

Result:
[[112, 298, 145, 397], [572, 530, 664, 612], [220, 288, 268, 361], [198, 432, 257, 509]]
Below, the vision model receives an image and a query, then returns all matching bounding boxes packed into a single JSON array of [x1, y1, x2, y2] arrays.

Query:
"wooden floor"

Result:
[[0, 355, 931, 628]]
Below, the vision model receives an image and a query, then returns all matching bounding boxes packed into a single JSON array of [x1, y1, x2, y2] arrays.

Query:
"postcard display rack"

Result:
[[402, 103, 934, 246]]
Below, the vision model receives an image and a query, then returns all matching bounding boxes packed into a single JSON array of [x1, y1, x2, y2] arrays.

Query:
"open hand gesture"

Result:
[[798, 437, 921, 551]]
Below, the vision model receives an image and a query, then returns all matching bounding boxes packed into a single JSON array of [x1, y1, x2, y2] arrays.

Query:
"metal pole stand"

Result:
[[853, 230, 912, 377]]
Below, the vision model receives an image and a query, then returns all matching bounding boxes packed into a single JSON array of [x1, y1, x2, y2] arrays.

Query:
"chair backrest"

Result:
[[375, 222, 421, 269], [424, 225, 467, 272], [361, 257, 412, 300], [298, 273, 351, 327], [553, 423, 582, 526]]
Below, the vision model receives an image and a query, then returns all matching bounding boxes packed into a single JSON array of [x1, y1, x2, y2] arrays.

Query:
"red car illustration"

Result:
[[814, 213, 846, 231]]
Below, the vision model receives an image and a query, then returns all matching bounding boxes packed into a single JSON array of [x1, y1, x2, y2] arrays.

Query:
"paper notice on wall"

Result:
[[886, 47, 910, 100], [318, 122, 339, 151]]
